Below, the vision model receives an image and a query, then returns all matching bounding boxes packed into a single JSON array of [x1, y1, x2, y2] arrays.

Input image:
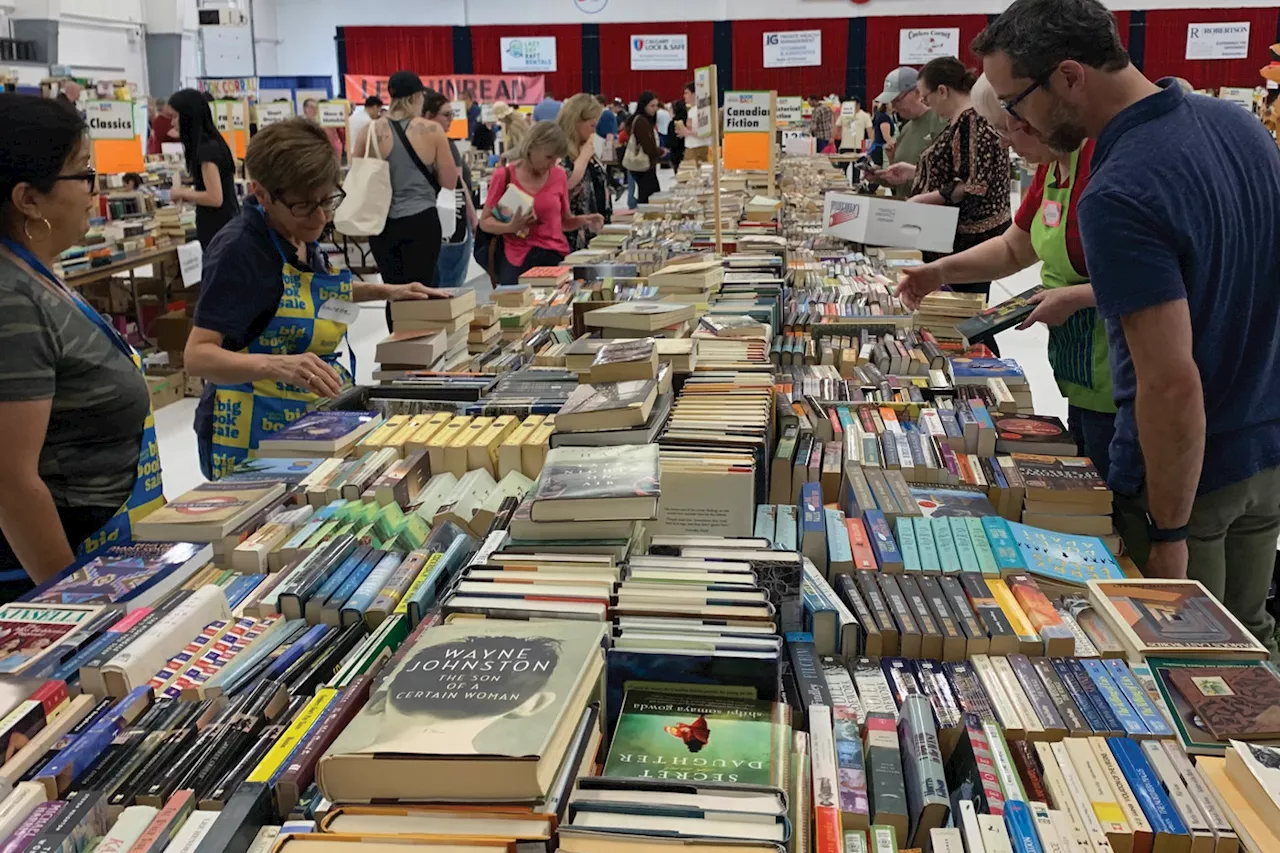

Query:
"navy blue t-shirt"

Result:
[[1078, 79, 1280, 496], [596, 109, 618, 139]]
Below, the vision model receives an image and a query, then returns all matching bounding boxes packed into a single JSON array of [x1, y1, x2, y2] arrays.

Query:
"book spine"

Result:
[[1078, 660, 1148, 738], [855, 574, 898, 656], [932, 517, 962, 576], [863, 714, 908, 831], [877, 575, 919, 658], [1029, 803, 1071, 853], [958, 574, 1017, 653], [961, 713, 1007, 816], [823, 657, 867, 727], [1008, 740, 1050, 803], [981, 516, 1027, 573], [810, 705, 845, 853], [916, 576, 966, 660], [966, 518, 1001, 576], [851, 658, 899, 719], [1006, 655, 1067, 739], [896, 518, 922, 574], [881, 658, 923, 709], [936, 576, 988, 654], [1109, 737, 1187, 839], [985, 578, 1040, 652], [825, 664, 871, 828], [912, 660, 963, 733], [989, 656, 1046, 741], [899, 694, 949, 847], [1004, 800, 1046, 853], [1059, 739, 1130, 847], [1047, 658, 1103, 736], [1099, 660, 1173, 739], [1089, 737, 1153, 852], [1034, 742, 1096, 853], [897, 576, 943, 658], [1004, 574, 1074, 652], [1138, 741, 1213, 841], [971, 655, 1026, 739], [1157, 741, 1236, 847], [1060, 659, 1123, 736], [943, 661, 996, 721], [983, 719, 1028, 803], [863, 510, 903, 571], [245, 689, 336, 784]]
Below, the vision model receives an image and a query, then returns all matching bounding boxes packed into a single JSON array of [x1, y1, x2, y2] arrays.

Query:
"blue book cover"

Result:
[[931, 517, 962, 575], [341, 552, 405, 623], [51, 631, 120, 685], [21, 541, 210, 610], [223, 574, 264, 610], [949, 357, 1026, 382], [911, 487, 997, 518], [1108, 737, 1189, 837], [966, 518, 1001, 576], [896, 517, 922, 574], [1080, 660, 1150, 737], [219, 457, 327, 486], [754, 505, 777, 545], [1007, 522, 1123, 586], [37, 686, 149, 791], [327, 550, 388, 616], [409, 536, 477, 624], [774, 505, 799, 551], [982, 517, 1027, 573], [863, 510, 903, 571], [1101, 659, 1174, 738], [969, 401, 996, 431], [912, 518, 941, 574], [1063, 658, 1125, 735], [1003, 801, 1045, 853], [311, 547, 376, 612], [263, 410, 381, 445], [827, 509, 853, 567], [262, 623, 333, 681], [949, 518, 981, 575]]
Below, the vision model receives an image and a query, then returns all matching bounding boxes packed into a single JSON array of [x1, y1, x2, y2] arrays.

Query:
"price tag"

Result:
[[177, 241, 203, 287], [317, 298, 361, 325]]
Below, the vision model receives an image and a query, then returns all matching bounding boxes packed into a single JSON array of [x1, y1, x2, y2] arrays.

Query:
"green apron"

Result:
[[1028, 148, 1116, 414]]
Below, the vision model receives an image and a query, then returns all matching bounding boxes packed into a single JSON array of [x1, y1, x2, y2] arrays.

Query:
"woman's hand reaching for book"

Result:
[[266, 353, 344, 398], [895, 263, 946, 310]]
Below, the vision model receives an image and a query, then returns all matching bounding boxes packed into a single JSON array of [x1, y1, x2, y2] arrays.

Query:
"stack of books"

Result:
[[467, 301, 502, 354], [388, 290, 475, 366], [646, 258, 724, 305], [913, 290, 989, 341], [1014, 454, 1117, 548], [584, 301, 696, 340], [552, 374, 670, 447]]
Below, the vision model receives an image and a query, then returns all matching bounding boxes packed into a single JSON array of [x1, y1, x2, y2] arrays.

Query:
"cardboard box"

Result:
[[153, 310, 193, 354], [822, 191, 959, 253], [145, 370, 185, 411]]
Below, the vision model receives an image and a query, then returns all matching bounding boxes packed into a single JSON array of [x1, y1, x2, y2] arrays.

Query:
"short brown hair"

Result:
[[245, 117, 342, 196]]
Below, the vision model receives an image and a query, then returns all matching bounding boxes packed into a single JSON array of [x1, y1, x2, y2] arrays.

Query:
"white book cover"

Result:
[[1161, 741, 1236, 840], [971, 654, 1026, 736], [932, 827, 966, 853], [958, 801, 986, 853], [1227, 740, 1280, 826], [1051, 741, 1118, 853], [989, 655, 1045, 739], [978, 815, 1015, 853], [103, 584, 231, 694], [93, 805, 158, 853], [1030, 802, 1071, 853], [0, 780, 45, 839]]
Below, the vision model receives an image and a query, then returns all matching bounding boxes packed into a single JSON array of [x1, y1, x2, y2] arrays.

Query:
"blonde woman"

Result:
[[477, 121, 604, 284], [557, 93, 612, 251], [352, 71, 459, 316], [491, 102, 529, 161]]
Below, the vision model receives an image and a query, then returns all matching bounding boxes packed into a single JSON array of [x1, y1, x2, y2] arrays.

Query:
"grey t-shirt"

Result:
[[0, 255, 149, 508]]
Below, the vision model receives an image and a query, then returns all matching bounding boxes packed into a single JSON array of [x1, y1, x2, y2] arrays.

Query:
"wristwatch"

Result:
[[1145, 512, 1189, 543]]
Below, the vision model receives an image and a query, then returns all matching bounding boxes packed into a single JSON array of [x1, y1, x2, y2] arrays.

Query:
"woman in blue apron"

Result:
[[184, 118, 448, 480], [0, 96, 165, 599]]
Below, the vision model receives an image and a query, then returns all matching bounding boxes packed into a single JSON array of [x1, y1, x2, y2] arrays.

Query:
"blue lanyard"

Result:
[[1, 238, 137, 362]]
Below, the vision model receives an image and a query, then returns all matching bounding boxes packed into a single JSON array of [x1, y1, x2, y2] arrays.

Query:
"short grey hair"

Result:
[[971, 75, 1008, 132], [972, 0, 1130, 80]]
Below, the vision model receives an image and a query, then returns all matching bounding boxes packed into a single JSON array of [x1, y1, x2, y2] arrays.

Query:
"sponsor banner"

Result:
[[344, 74, 546, 106], [1186, 22, 1250, 60], [763, 30, 822, 69], [501, 36, 557, 72], [899, 28, 960, 64], [631, 34, 688, 70]]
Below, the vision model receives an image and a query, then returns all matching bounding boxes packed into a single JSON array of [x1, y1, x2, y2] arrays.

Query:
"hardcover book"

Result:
[[910, 487, 998, 519], [1164, 661, 1280, 741], [556, 380, 659, 432], [1087, 579, 1269, 661], [1148, 657, 1280, 755], [0, 603, 102, 675], [603, 688, 790, 789], [1010, 455, 1111, 507], [992, 415, 1077, 457], [317, 620, 606, 802], [529, 445, 661, 522], [955, 286, 1046, 345], [949, 358, 1027, 385]]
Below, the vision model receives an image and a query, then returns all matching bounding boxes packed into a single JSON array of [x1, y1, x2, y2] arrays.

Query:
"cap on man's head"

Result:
[[388, 71, 425, 99], [877, 67, 920, 105]]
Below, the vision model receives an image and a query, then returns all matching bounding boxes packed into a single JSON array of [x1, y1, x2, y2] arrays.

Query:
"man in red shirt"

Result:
[[148, 98, 178, 155]]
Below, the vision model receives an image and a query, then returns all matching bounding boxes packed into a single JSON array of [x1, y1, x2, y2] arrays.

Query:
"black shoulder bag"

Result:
[[471, 165, 508, 285]]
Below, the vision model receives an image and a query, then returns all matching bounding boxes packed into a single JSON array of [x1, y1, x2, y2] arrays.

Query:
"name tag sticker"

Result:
[[317, 298, 360, 325], [1042, 200, 1063, 228]]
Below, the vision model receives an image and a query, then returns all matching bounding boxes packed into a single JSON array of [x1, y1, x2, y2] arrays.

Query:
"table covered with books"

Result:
[[0, 151, 1274, 853]]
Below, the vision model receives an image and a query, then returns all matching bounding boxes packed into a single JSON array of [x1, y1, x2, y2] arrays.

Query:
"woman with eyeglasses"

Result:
[[897, 75, 1114, 480], [904, 58, 1011, 305], [185, 118, 448, 479], [0, 95, 165, 596], [166, 88, 240, 249]]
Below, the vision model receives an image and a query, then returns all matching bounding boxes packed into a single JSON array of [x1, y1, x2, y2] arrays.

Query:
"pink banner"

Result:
[[344, 74, 546, 105]]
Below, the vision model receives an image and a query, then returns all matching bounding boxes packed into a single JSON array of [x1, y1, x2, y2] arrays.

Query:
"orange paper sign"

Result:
[[722, 132, 771, 170]]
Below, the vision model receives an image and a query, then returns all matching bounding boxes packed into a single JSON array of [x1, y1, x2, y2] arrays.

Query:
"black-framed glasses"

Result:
[[1002, 66, 1058, 121], [55, 169, 96, 190], [277, 189, 346, 218]]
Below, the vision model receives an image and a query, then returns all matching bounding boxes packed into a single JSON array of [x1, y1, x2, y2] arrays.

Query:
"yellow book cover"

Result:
[[357, 415, 409, 451], [406, 412, 454, 456], [394, 553, 445, 615], [384, 415, 432, 458], [426, 416, 471, 475], [1062, 739, 1132, 853], [1047, 741, 1118, 853], [469, 415, 519, 477], [521, 416, 556, 479], [499, 416, 544, 479], [246, 687, 338, 783], [987, 577, 1042, 654], [446, 417, 492, 478], [1088, 737, 1153, 853]]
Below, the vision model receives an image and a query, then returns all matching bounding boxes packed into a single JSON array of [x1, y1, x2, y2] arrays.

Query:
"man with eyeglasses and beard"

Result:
[[974, 0, 1280, 659], [185, 118, 448, 479]]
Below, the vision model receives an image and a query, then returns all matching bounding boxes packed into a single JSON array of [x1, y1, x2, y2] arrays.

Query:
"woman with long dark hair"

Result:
[[625, 92, 664, 205], [167, 88, 240, 248]]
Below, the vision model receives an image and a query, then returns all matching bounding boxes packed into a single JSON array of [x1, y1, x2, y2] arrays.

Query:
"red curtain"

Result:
[[1143, 7, 1278, 89], [731, 19, 850, 96], [863, 15, 991, 106], [598, 22, 716, 103], [470, 25, 584, 100], [342, 26, 454, 77]]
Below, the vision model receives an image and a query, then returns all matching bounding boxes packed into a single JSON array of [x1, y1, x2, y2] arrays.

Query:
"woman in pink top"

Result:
[[479, 121, 604, 284]]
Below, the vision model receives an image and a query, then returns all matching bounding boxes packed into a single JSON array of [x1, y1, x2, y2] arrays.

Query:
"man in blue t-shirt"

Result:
[[596, 97, 618, 139], [976, 0, 1280, 655]]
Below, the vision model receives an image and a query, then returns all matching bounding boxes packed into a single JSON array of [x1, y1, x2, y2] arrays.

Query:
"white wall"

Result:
[[58, 0, 148, 87], [252, 0, 278, 76]]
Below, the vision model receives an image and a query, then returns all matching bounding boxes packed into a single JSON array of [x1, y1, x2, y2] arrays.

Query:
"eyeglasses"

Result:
[[1002, 65, 1058, 122], [55, 169, 96, 190], [276, 189, 346, 218]]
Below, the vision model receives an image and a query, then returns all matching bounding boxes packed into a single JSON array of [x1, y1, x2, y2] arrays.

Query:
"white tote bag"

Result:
[[436, 173, 458, 242], [333, 120, 391, 237]]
